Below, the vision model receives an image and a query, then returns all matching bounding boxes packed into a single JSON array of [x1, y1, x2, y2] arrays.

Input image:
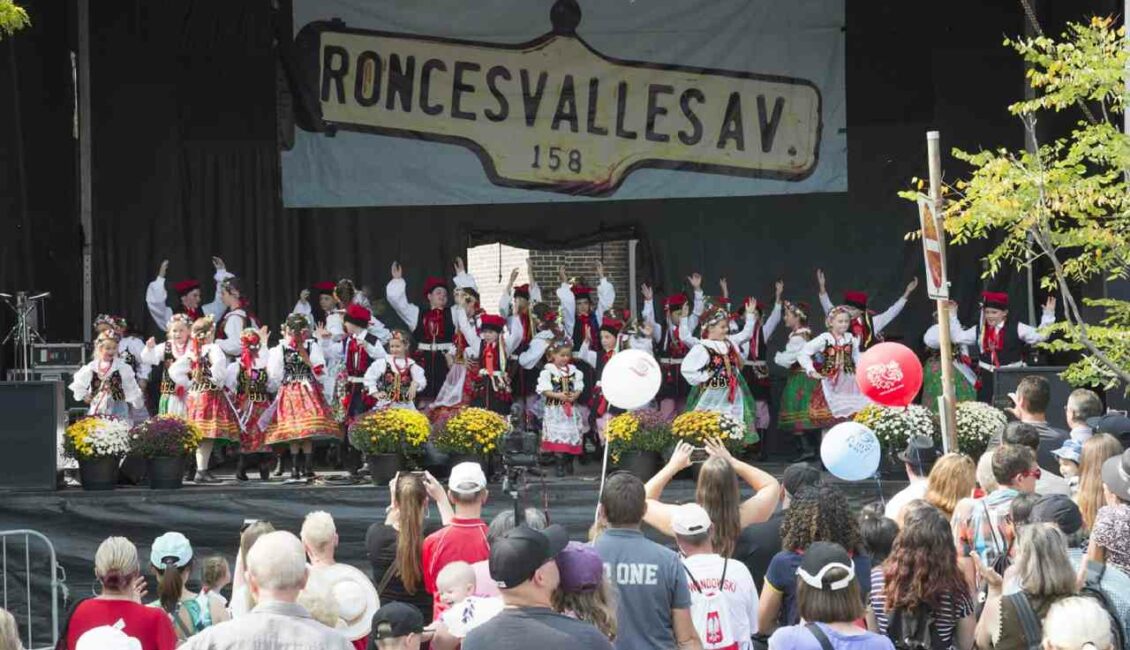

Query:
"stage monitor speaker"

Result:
[[992, 366, 1071, 430], [0, 381, 64, 491]]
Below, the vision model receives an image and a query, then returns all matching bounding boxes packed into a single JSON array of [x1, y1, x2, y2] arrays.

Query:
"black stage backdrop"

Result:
[[0, 0, 1116, 367]]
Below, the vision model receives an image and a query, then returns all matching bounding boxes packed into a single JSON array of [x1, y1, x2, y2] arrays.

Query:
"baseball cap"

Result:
[[489, 524, 569, 589], [782, 463, 822, 496], [797, 542, 855, 591], [448, 462, 487, 495], [1051, 439, 1083, 465], [1086, 413, 1130, 437], [1031, 494, 1084, 536], [556, 541, 604, 593], [150, 532, 193, 568], [671, 503, 713, 537], [897, 435, 940, 471], [369, 602, 424, 645]]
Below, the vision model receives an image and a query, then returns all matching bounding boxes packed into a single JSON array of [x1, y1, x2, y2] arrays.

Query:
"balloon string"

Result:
[[873, 471, 886, 509]]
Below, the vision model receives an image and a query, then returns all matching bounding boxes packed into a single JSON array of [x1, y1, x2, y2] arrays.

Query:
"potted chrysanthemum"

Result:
[[606, 409, 673, 480], [854, 403, 939, 474], [349, 408, 432, 485], [435, 407, 509, 469], [129, 416, 203, 489], [64, 416, 132, 491], [955, 401, 1007, 460]]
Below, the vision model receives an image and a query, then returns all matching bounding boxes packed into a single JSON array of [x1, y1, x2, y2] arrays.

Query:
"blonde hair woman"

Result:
[[925, 453, 977, 521], [1075, 433, 1123, 532]]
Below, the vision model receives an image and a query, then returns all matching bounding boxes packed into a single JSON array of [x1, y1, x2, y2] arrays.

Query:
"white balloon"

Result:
[[600, 349, 663, 410], [820, 421, 882, 482]]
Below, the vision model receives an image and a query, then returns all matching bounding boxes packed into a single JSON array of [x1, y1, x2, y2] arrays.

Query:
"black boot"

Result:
[[259, 455, 272, 481], [304, 451, 316, 478], [791, 434, 815, 462], [291, 452, 302, 480], [273, 452, 286, 477], [236, 455, 249, 482], [565, 454, 575, 476], [805, 430, 824, 468], [555, 454, 567, 478]]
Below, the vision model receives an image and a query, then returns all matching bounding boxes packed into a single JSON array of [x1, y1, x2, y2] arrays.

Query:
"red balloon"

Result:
[[855, 342, 923, 407]]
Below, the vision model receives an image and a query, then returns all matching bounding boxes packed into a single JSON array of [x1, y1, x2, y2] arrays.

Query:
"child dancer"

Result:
[[70, 330, 146, 420], [94, 314, 152, 423], [736, 282, 784, 450], [817, 269, 918, 351], [680, 300, 760, 444], [263, 313, 342, 480], [428, 279, 487, 421], [922, 300, 977, 411], [215, 276, 261, 360], [538, 337, 586, 477], [517, 303, 562, 428], [575, 317, 624, 442], [363, 331, 427, 411], [797, 305, 869, 427], [386, 262, 460, 406], [324, 303, 386, 476], [954, 291, 1056, 403], [171, 316, 241, 484], [454, 312, 519, 415], [142, 314, 194, 416], [225, 327, 274, 482], [642, 275, 705, 417], [774, 301, 824, 461], [145, 257, 232, 331]]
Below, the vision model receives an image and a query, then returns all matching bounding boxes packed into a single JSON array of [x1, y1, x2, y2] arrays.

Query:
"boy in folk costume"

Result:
[[224, 327, 274, 482], [170, 317, 241, 484], [817, 268, 919, 350], [680, 300, 761, 444], [774, 301, 825, 461], [363, 331, 427, 411], [516, 303, 563, 427], [952, 291, 1056, 403], [94, 314, 152, 423], [922, 299, 978, 411], [458, 313, 519, 415], [141, 313, 193, 416], [263, 313, 343, 480], [538, 337, 586, 477], [70, 330, 146, 420], [322, 303, 386, 476], [145, 257, 232, 331], [386, 262, 465, 406], [797, 305, 869, 428], [215, 276, 261, 361]]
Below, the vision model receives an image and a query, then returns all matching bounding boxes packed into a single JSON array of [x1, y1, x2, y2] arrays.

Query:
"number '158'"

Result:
[[532, 146, 582, 173]]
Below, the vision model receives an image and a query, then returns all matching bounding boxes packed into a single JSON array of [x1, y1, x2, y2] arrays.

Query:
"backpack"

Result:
[[684, 559, 738, 650], [885, 605, 946, 650]]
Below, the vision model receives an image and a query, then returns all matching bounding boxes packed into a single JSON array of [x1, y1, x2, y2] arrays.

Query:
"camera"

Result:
[[501, 405, 541, 469]]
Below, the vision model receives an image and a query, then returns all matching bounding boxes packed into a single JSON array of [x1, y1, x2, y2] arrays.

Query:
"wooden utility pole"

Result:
[[927, 131, 959, 451]]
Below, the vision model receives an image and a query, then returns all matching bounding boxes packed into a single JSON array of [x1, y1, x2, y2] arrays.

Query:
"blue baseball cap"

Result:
[[150, 532, 193, 568], [1051, 439, 1083, 465]]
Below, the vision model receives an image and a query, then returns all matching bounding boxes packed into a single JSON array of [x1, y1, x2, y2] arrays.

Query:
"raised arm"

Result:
[[555, 267, 577, 337], [452, 256, 477, 293], [688, 273, 705, 319], [727, 301, 758, 346], [762, 282, 784, 339], [642, 442, 694, 538], [291, 289, 312, 318], [641, 284, 662, 344], [146, 260, 174, 331], [385, 263, 421, 330], [575, 340, 597, 367], [817, 268, 833, 314], [872, 278, 917, 333], [705, 438, 781, 525], [1018, 296, 1057, 344], [202, 258, 233, 320], [595, 262, 615, 318]]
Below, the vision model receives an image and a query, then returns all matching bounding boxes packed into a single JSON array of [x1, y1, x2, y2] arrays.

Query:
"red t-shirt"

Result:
[[65, 599, 177, 650], [422, 517, 490, 620]]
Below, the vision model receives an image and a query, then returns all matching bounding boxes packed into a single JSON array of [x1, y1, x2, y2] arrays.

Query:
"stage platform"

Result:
[[0, 462, 905, 644]]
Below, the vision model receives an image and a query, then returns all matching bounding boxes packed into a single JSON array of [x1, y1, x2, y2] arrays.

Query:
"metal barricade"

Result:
[[1, 530, 63, 650]]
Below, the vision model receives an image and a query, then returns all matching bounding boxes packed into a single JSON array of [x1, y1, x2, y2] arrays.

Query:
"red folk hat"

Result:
[[599, 318, 623, 336], [571, 285, 593, 300], [173, 279, 201, 296], [480, 314, 506, 332], [345, 303, 372, 328], [843, 291, 869, 310], [513, 284, 531, 299], [312, 281, 336, 295], [981, 291, 1009, 310], [423, 276, 448, 296], [663, 294, 687, 310]]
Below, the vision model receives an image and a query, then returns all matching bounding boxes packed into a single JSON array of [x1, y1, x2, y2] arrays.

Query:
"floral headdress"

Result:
[[284, 313, 310, 334], [167, 313, 193, 332], [388, 330, 413, 351], [94, 329, 120, 348], [699, 305, 730, 329], [191, 314, 216, 340], [94, 314, 127, 333], [783, 300, 809, 324], [547, 336, 574, 357], [825, 305, 853, 328], [240, 328, 261, 371]]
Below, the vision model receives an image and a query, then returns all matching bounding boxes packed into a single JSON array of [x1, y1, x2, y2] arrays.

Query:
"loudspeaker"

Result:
[[992, 366, 1072, 430], [0, 381, 64, 491]]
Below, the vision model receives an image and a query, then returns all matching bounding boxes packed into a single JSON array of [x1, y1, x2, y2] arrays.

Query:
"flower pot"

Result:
[[147, 456, 186, 490], [618, 450, 663, 482], [78, 457, 120, 491], [367, 453, 403, 486]]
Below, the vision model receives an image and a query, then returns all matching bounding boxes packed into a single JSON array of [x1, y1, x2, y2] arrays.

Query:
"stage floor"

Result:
[[0, 462, 905, 646]]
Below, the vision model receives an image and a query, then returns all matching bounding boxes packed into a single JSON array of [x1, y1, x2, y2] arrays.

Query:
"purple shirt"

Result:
[[768, 623, 895, 650]]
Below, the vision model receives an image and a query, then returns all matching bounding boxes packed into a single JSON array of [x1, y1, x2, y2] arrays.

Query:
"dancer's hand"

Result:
[[158, 259, 169, 278], [391, 262, 403, 280], [258, 325, 270, 344], [558, 265, 567, 284], [212, 257, 226, 271], [453, 257, 465, 275], [816, 268, 826, 292], [775, 280, 784, 301], [596, 260, 606, 279], [508, 267, 520, 286], [669, 441, 694, 471], [719, 277, 729, 298], [640, 283, 653, 301], [688, 273, 702, 291], [904, 277, 920, 298], [1045, 295, 1057, 312], [299, 288, 310, 302]]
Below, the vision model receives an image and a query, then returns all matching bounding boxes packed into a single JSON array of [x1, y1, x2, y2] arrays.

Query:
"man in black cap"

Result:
[[1088, 412, 1130, 449], [885, 435, 939, 522], [462, 525, 613, 650], [734, 463, 821, 592], [368, 602, 425, 650]]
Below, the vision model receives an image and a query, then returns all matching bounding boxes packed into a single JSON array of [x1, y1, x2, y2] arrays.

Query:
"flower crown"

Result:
[[783, 300, 808, 321], [168, 313, 193, 330], [95, 329, 121, 346], [240, 327, 261, 346], [389, 330, 412, 348], [192, 314, 216, 339], [826, 305, 853, 327], [700, 305, 730, 329], [285, 313, 310, 333], [94, 314, 127, 332]]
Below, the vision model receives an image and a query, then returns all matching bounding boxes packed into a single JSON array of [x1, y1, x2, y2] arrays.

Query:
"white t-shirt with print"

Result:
[[682, 553, 759, 650]]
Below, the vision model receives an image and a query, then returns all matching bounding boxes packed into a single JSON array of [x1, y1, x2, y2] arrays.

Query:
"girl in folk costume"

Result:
[[680, 300, 761, 444], [224, 327, 274, 482], [642, 275, 706, 418], [517, 303, 564, 427], [386, 261, 465, 405], [70, 330, 146, 420], [263, 314, 342, 479], [215, 276, 261, 360], [774, 301, 825, 461], [363, 331, 427, 411], [734, 281, 785, 447], [817, 269, 918, 351], [454, 312, 520, 415], [952, 291, 1056, 403], [922, 300, 977, 411], [145, 257, 232, 331], [94, 315, 152, 423], [501, 262, 544, 421], [797, 305, 869, 427], [170, 317, 241, 484], [428, 272, 487, 421], [538, 337, 586, 477], [323, 303, 386, 476], [142, 314, 194, 416]]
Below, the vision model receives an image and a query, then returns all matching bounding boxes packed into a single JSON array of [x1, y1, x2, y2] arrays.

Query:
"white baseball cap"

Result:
[[671, 503, 713, 536], [448, 462, 487, 495]]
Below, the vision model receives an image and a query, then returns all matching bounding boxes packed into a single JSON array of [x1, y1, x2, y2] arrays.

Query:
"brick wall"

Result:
[[466, 244, 530, 313]]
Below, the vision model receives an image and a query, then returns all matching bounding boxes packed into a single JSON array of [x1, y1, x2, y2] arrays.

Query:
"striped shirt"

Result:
[[868, 568, 974, 647]]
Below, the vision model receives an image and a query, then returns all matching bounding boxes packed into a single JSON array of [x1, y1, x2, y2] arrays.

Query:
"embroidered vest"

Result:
[[237, 366, 270, 403]]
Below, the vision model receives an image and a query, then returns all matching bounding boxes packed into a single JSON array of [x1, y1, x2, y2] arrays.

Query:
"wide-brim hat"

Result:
[[1101, 450, 1130, 503], [306, 563, 380, 641]]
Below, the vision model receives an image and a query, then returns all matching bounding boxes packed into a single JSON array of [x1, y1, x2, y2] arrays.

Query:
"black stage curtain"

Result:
[[0, 0, 1118, 367]]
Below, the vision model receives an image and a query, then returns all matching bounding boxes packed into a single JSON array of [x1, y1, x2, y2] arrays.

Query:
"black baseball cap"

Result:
[[1087, 413, 1130, 437], [782, 463, 822, 496], [489, 524, 570, 589], [1031, 494, 1084, 536], [897, 435, 939, 472], [369, 602, 423, 645], [797, 542, 855, 591]]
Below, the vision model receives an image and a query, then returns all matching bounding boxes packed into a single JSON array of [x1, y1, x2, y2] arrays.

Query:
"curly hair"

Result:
[[780, 485, 862, 554], [882, 504, 966, 611]]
